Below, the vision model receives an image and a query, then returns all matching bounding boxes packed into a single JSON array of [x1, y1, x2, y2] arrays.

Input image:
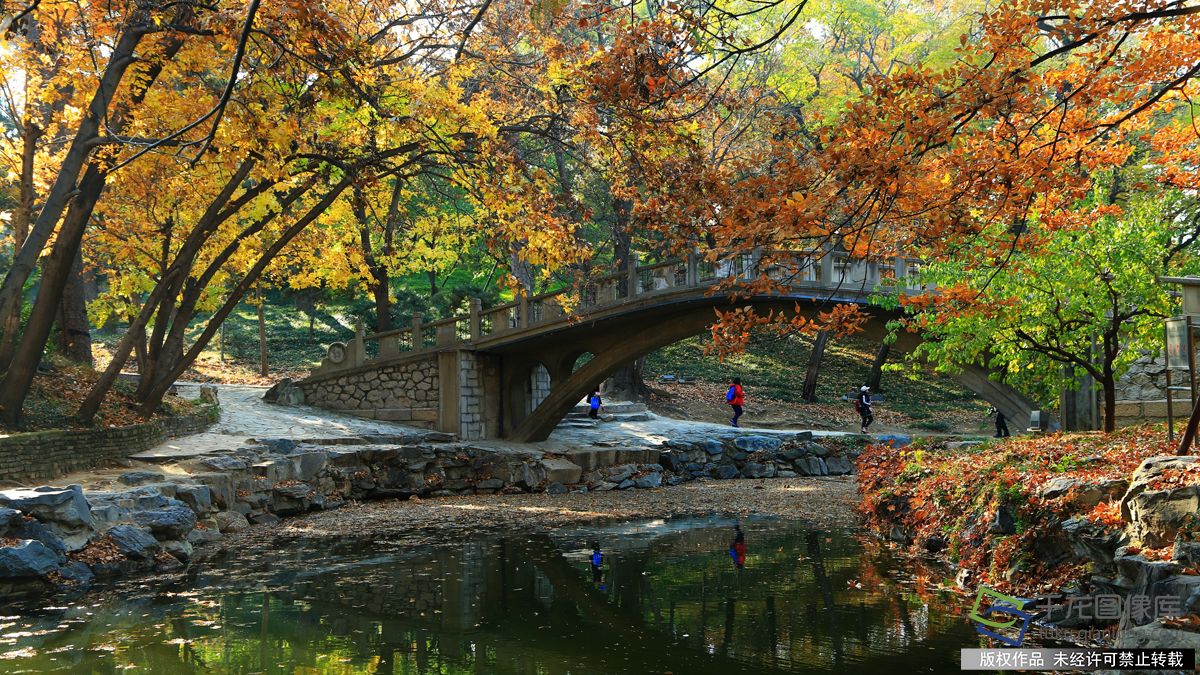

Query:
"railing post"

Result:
[[687, 250, 699, 286], [518, 294, 529, 328], [626, 252, 640, 297], [351, 322, 366, 367], [745, 246, 763, 280], [411, 312, 423, 351], [469, 298, 482, 339], [819, 252, 834, 286], [437, 321, 455, 346], [379, 328, 398, 358], [894, 257, 907, 288]]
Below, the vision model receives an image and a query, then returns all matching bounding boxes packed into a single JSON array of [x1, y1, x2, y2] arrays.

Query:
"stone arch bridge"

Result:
[[298, 251, 1041, 441]]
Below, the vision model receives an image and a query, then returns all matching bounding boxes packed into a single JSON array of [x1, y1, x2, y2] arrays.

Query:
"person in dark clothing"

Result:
[[857, 385, 874, 433], [727, 377, 744, 427], [990, 406, 1011, 438], [588, 389, 602, 419], [729, 524, 747, 569]]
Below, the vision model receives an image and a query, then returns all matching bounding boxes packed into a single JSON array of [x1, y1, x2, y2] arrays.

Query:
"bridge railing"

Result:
[[310, 248, 931, 376]]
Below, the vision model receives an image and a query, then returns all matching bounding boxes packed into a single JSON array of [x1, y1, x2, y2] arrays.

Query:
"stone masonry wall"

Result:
[[531, 364, 551, 410], [0, 407, 218, 484], [1116, 352, 1170, 402], [459, 352, 485, 440], [301, 357, 439, 426]]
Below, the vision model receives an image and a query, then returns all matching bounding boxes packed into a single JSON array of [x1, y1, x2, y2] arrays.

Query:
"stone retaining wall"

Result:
[[1114, 399, 1192, 424], [299, 357, 440, 426], [0, 407, 218, 484], [1116, 353, 1170, 402]]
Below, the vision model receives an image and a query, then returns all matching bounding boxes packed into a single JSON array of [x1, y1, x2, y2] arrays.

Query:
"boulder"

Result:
[[1116, 620, 1200, 652], [0, 485, 94, 531], [716, 465, 740, 480], [793, 456, 827, 476], [476, 478, 505, 490], [200, 456, 250, 472], [0, 540, 60, 578], [187, 523, 223, 546], [1121, 455, 1200, 547], [106, 525, 160, 560], [0, 485, 94, 552], [701, 439, 725, 456], [806, 442, 831, 457], [248, 513, 280, 526], [546, 482, 568, 495], [132, 506, 197, 540], [118, 471, 165, 487], [540, 458, 583, 485], [0, 507, 19, 531], [741, 462, 775, 479], [824, 456, 855, 475], [290, 451, 329, 482], [633, 473, 663, 489], [617, 479, 635, 490], [8, 518, 68, 554], [604, 464, 638, 484], [55, 561, 94, 587], [174, 485, 213, 515], [874, 434, 912, 448], [593, 481, 617, 492], [263, 378, 305, 405], [271, 483, 313, 515], [163, 539, 194, 563], [213, 511, 250, 533], [733, 435, 782, 452], [199, 384, 220, 405], [779, 446, 807, 461], [989, 506, 1016, 535]]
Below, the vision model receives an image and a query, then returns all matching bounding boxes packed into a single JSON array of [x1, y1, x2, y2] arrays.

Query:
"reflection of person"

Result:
[[591, 544, 606, 589], [990, 406, 1010, 438], [727, 377, 744, 427], [728, 524, 747, 569]]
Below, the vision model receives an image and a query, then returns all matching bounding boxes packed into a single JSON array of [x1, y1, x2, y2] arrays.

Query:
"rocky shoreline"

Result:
[[0, 428, 868, 603], [858, 434, 1200, 653]]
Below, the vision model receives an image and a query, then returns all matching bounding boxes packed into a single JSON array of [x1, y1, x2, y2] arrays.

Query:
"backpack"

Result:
[[854, 398, 862, 412]]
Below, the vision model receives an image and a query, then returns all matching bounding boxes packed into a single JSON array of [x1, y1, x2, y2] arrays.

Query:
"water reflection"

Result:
[[0, 517, 981, 673]]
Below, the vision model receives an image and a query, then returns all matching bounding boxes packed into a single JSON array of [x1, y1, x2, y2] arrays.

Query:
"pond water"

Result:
[[0, 517, 989, 673]]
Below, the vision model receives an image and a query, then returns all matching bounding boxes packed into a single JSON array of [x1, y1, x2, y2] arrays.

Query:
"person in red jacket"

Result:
[[727, 377, 744, 427]]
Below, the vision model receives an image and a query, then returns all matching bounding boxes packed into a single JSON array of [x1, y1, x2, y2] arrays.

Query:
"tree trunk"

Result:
[[0, 122, 41, 368], [801, 330, 830, 402], [605, 358, 649, 403], [427, 269, 438, 297], [0, 165, 105, 424], [257, 282, 268, 376], [0, 22, 152, 371], [370, 273, 392, 333], [53, 248, 93, 365], [135, 173, 356, 415], [865, 341, 889, 392], [1102, 376, 1116, 433]]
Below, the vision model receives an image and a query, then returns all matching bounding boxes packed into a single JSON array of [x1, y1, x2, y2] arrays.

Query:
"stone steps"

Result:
[[569, 402, 648, 415]]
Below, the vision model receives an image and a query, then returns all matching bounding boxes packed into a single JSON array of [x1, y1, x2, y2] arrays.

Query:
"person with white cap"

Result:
[[856, 385, 874, 434]]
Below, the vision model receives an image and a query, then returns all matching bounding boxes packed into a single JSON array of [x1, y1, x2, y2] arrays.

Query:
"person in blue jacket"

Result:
[[727, 377, 744, 427], [587, 389, 602, 419]]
